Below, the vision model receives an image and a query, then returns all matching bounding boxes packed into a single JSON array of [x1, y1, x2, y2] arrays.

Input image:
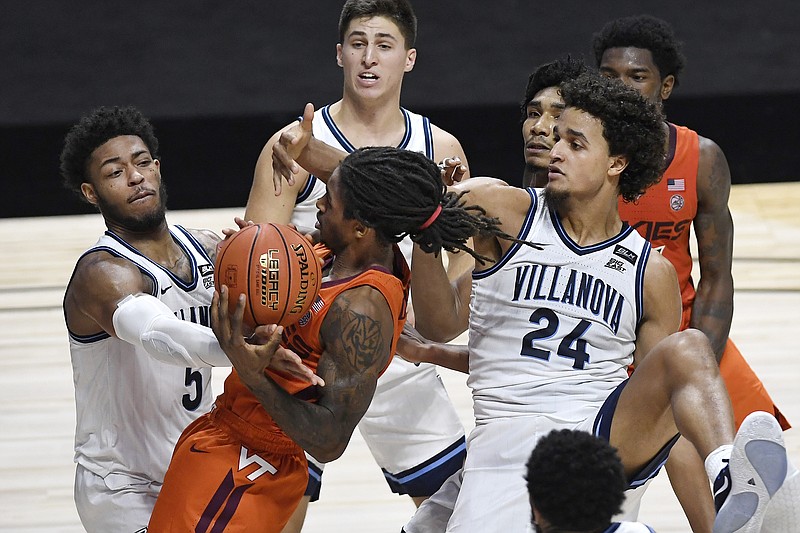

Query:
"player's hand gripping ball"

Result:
[[214, 223, 321, 328]]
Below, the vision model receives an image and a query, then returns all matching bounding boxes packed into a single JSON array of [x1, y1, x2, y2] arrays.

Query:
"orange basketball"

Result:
[[214, 223, 321, 328]]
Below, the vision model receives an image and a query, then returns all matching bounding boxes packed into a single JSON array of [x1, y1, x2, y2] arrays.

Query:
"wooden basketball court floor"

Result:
[[1, 182, 798, 532]]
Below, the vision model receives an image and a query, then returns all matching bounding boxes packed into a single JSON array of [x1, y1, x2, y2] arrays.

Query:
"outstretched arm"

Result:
[[633, 251, 682, 365], [690, 137, 734, 362]]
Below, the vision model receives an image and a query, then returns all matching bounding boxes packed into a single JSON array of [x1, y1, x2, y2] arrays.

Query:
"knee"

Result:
[[660, 329, 717, 373]]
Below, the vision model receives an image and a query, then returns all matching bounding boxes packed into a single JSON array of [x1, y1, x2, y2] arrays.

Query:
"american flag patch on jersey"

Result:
[[311, 296, 325, 314], [667, 178, 685, 191]]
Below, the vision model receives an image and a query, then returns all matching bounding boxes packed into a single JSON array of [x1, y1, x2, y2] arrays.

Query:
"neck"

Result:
[[328, 242, 395, 281], [104, 217, 170, 245], [335, 92, 405, 131], [522, 165, 549, 188], [105, 218, 188, 273], [549, 193, 623, 247]]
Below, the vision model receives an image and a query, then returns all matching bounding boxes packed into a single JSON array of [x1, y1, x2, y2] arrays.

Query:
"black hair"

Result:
[[592, 15, 686, 87], [338, 0, 417, 48], [526, 429, 626, 531], [560, 73, 666, 202], [520, 57, 588, 124], [60, 106, 159, 200], [336, 147, 514, 264]]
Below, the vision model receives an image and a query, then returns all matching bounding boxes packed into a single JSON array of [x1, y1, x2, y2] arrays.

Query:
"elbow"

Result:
[[307, 441, 348, 464], [415, 322, 461, 343]]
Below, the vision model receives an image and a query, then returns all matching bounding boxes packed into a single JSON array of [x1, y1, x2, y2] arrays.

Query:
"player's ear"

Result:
[[608, 155, 629, 178], [336, 44, 343, 67], [353, 220, 369, 239], [80, 182, 98, 206], [660, 74, 675, 101], [405, 48, 417, 72], [153, 158, 160, 172]]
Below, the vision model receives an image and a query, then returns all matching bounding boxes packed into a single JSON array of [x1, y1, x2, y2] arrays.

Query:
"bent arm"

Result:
[[113, 294, 229, 367], [690, 138, 734, 362], [66, 253, 229, 367], [227, 285, 395, 463], [397, 324, 469, 373], [633, 251, 682, 365], [411, 178, 531, 341], [411, 249, 472, 342], [270, 104, 346, 193], [246, 124, 310, 223]]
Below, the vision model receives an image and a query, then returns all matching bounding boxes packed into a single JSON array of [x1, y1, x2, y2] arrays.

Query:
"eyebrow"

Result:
[[100, 149, 149, 168], [565, 127, 589, 143], [347, 30, 398, 41], [601, 65, 651, 75], [528, 99, 566, 110]]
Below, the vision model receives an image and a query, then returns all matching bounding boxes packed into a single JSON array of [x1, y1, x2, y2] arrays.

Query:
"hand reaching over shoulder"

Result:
[[438, 156, 468, 186], [272, 103, 315, 194]]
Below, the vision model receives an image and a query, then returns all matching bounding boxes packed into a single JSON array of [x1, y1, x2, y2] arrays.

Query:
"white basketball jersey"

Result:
[[468, 189, 650, 424], [291, 104, 435, 265], [68, 225, 215, 484], [604, 523, 656, 532]]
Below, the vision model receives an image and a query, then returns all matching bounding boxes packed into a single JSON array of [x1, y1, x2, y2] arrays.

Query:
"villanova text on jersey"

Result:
[[512, 263, 625, 335]]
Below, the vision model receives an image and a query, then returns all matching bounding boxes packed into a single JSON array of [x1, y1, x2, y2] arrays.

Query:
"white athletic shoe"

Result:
[[713, 411, 798, 533]]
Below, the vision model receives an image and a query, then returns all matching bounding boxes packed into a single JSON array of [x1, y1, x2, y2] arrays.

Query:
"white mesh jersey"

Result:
[[67, 225, 215, 485], [468, 188, 650, 424], [291, 104, 435, 265]]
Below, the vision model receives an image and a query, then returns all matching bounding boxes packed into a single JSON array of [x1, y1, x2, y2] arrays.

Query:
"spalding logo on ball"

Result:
[[214, 223, 322, 328]]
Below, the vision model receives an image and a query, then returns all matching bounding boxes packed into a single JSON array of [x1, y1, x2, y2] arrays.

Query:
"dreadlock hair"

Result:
[[560, 73, 666, 202], [592, 15, 686, 88], [336, 146, 515, 264], [338, 0, 417, 49], [526, 430, 626, 532], [60, 106, 159, 201], [520, 56, 588, 125]]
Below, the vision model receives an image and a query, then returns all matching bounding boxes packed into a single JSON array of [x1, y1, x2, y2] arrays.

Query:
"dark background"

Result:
[[3, 1, 799, 218]]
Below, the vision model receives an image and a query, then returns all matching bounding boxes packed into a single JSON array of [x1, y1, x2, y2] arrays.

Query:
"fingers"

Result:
[[234, 216, 254, 229], [438, 157, 467, 185], [301, 103, 314, 132], [262, 323, 284, 354], [229, 292, 247, 340], [272, 141, 298, 195], [211, 286, 233, 343]]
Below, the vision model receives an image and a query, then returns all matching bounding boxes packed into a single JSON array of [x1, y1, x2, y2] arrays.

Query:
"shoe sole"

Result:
[[713, 412, 787, 533], [761, 468, 800, 532]]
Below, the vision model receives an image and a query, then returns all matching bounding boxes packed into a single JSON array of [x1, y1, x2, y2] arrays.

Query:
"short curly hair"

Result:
[[561, 73, 666, 202], [520, 57, 588, 124], [338, 0, 417, 48], [526, 429, 626, 530], [592, 15, 686, 88], [60, 106, 159, 200]]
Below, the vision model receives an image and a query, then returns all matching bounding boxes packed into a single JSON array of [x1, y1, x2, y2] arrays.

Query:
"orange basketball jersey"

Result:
[[618, 123, 699, 321], [216, 244, 410, 445], [618, 124, 790, 430]]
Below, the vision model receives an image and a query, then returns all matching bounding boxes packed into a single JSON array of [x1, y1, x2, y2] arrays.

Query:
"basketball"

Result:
[[214, 223, 322, 328]]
